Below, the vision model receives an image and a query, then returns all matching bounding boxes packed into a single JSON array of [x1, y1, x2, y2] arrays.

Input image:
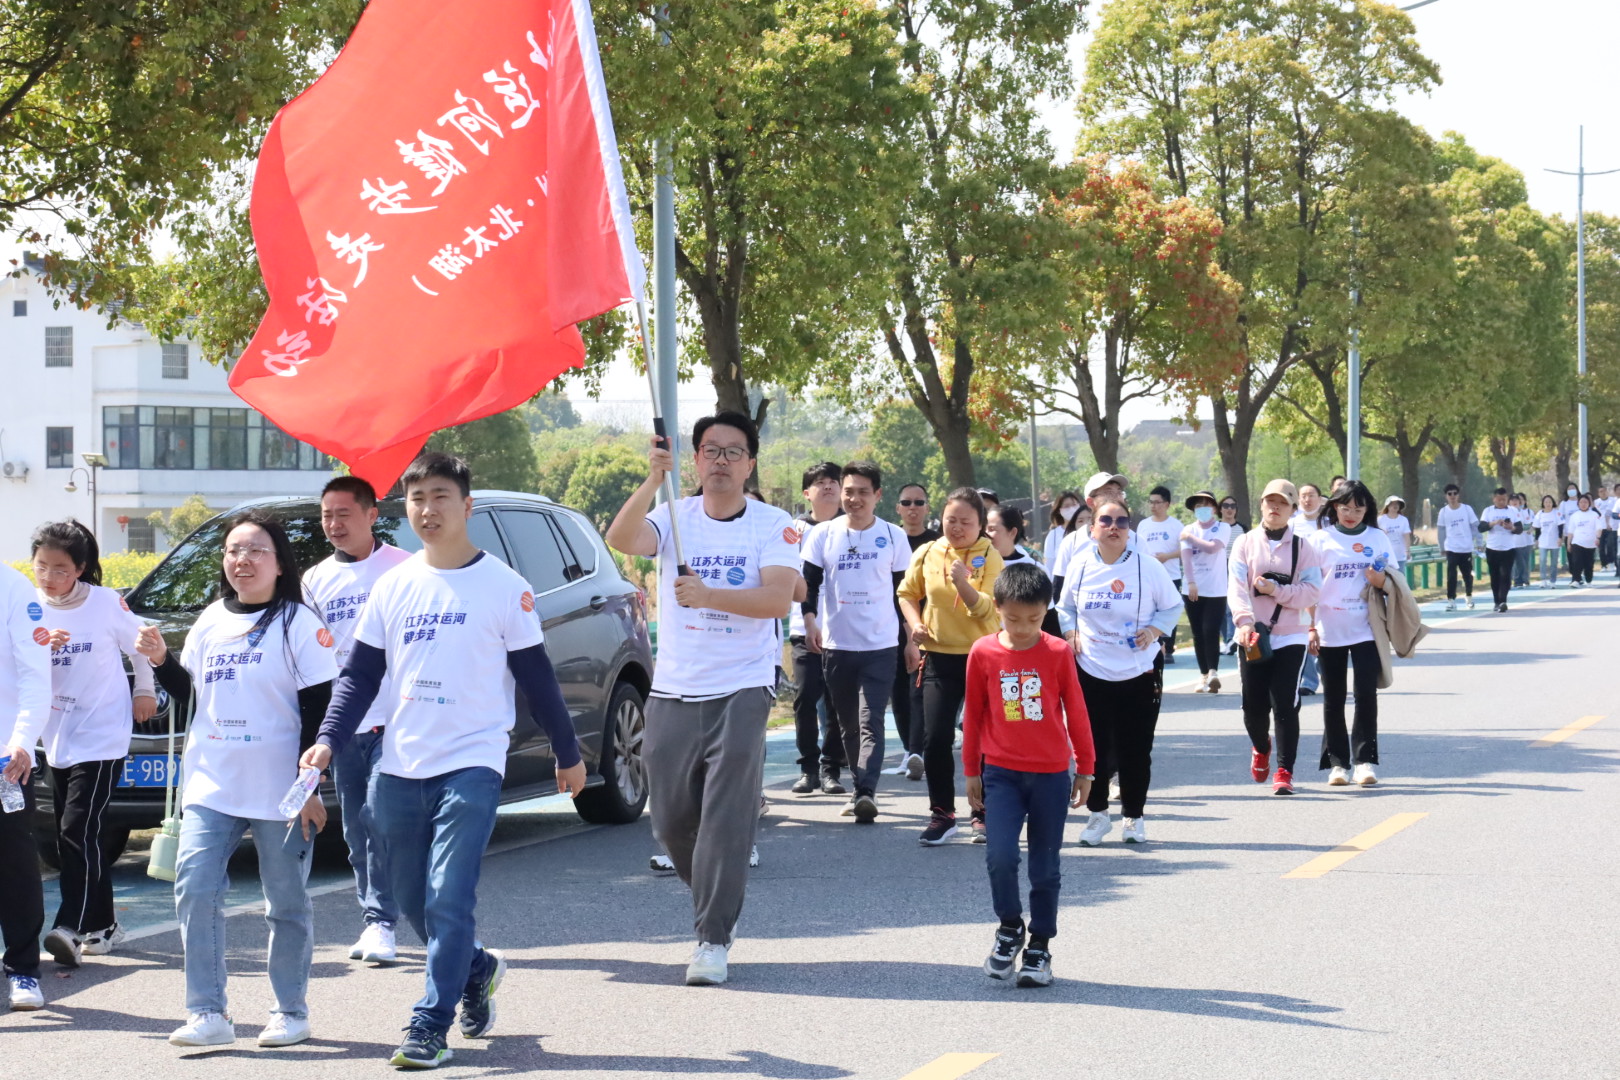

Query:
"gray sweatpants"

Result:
[[823, 646, 896, 798], [644, 688, 771, 947]]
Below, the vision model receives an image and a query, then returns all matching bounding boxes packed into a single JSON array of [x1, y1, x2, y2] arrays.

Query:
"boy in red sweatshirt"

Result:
[[964, 562, 1095, 987]]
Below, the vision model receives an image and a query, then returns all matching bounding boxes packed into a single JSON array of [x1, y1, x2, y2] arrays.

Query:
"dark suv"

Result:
[[34, 492, 652, 865]]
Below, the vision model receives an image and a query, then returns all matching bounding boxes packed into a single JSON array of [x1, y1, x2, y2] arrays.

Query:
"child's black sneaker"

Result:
[[982, 924, 1025, 981], [1017, 947, 1054, 988]]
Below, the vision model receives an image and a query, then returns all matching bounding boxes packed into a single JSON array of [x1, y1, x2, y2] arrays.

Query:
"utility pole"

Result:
[[1028, 393, 1042, 546], [1548, 126, 1620, 490]]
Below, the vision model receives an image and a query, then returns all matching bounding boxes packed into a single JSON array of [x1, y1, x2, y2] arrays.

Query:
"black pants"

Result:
[[0, 776, 44, 977], [1078, 665, 1162, 818], [920, 651, 969, 813], [1318, 639, 1380, 769], [50, 759, 121, 934], [1485, 549, 1514, 607], [1445, 551, 1474, 599], [1569, 544, 1596, 584], [790, 636, 844, 777], [1184, 594, 1227, 676], [892, 625, 918, 754], [1240, 643, 1307, 771], [1601, 529, 1616, 568]]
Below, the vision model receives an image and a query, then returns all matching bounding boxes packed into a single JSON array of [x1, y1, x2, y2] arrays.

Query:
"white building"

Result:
[[0, 259, 334, 558]]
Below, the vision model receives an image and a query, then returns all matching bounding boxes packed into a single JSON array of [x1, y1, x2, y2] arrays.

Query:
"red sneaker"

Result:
[[1273, 767, 1295, 795], [1250, 748, 1270, 783]]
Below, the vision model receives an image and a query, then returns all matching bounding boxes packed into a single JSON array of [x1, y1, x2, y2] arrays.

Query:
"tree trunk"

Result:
[[1211, 394, 1254, 520], [1434, 433, 1475, 493], [1062, 330, 1122, 475], [1488, 435, 1516, 493], [1554, 438, 1572, 495], [885, 273, 976, 489], [1367, 415, 1434, 523]]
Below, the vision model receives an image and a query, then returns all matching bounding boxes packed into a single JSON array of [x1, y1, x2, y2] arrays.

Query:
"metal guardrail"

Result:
[[1401, 543, 1559, 589]]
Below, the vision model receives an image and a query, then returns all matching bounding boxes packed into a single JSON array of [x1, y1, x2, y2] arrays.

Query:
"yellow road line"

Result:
[[1531, 715, 1604, 747], [1283, 812, 1428, 879], [900, 1054, 1000, 1080]]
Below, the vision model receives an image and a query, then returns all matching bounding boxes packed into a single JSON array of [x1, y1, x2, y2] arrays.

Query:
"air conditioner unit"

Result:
[[2, 461, 29, 480]]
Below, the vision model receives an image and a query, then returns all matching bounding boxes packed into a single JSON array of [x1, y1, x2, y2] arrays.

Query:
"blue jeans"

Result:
[[1300, 651, 1320, 692], [375, 767, 501, 1035], [175, 804, 313, 1019], [332, 728, 397, 927], [982, 764, 1070, 940]]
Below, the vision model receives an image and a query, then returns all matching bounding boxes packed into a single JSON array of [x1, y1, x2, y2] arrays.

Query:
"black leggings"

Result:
[[1569, 544, 1596, 584], [1445, 551, 1474, 599], [1078, 665, 1162, 818], [920, 651, 969, 813], [1184, 594, 1227, 675], [1318, 639, 1380, 769], [1240, 643, 1306, 771]]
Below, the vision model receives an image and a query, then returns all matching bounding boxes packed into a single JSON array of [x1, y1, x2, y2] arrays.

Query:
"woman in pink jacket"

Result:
[[1227, 480, 1325, 796]]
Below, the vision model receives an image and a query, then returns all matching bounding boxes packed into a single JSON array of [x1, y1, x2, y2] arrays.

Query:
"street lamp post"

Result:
[[64, 452, 107, 537], [1548, 127, 1619, 490]]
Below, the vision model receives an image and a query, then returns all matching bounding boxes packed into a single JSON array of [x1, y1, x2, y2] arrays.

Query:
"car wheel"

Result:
[[573, 682, 648, 825]]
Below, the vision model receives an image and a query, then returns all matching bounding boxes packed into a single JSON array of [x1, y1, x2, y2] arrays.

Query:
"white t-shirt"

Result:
[[647, 496, 801, 699], [1042, 526, 1068, 571], [1514, 507, 1535, 549], [1310, 527, 1393, 648], [180, 601, 338, 820], [1603, 498, 1620, 530], [1559, 498, 1580, 521], [1181, 521, 1233, 597], [39, 585, 147, 768], [303, 543, 413, 733], [1288, 510, 1323, 536], [1377, 514, 1411, 564], [355, 552, 544, 779], [1135, 516, 1182, 582], [801, 518, 910, 652], [1480, 505, 1520, 552], [1533, 510, 1564, 550], [1059, 548, 1183, 682], [1436, 504, 1479, 554], [786, 511, 838, 639], [1053, 524, 1136, 582], [1566, 508, 1602, 548]]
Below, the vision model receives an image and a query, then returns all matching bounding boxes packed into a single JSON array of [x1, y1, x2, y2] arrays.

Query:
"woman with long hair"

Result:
[[30, 520, 156, 967], [988, 505, 1062, 638], [1044, 491, 1083, 571], [898, 488, 1004, 846], [1534, 495, 1564, 587], [134, 509, 338, 1048], [1309, 481, 1393, 787]]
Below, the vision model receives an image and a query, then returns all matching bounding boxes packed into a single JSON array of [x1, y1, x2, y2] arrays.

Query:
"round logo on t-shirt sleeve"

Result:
[[726, 566, 746, 586], [783, 527, 800, 545], [31, 627, 49, 646], [26, 602, 43, 622], [520, 591, 536, 613], [316, 628, 335, 648]]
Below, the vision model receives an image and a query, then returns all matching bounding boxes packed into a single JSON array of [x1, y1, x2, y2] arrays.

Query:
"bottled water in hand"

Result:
[[1371, 553, 1389, 574], [0, 757, 25, 814], [277, 767, 321, 820]]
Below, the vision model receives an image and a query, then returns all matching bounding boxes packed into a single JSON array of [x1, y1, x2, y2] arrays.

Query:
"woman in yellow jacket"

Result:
[[898, 487, 1004, 845]]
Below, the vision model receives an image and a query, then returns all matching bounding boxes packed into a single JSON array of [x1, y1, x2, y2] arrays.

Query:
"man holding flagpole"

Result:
[[606, 412, 799, 986]]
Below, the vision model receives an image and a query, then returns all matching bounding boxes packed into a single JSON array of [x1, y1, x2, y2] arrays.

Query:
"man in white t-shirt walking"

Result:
[[1136, 486, 1182, 664], [606, 411, 799, 988], [801, 462, 913, 823], [305, 453, 585, 1068], [302, 476, 412, 966], [1436, 483, 1480, 611], [1479, 488, 1522, 612]]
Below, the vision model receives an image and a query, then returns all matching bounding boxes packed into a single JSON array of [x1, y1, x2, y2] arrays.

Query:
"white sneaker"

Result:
[[1328, 766, 1351, 786], [686, 942, 729, 986], [1207, 675, 1222, 694], [81, 923, 125, 956], [883, 761, 905, 775], [1445, 600, 1456, 611], [361, 923, 396, 964], [649, 852, 676, 875], [1194, 675, 1209, 694], [43, 926, 81, 968], [1108, 779, 1122, 804], [1120, 817, 1146, 844], [749, 845, 760, 868], [904, 753, 925, 781], [839, 797, 856, 817], [1078, 811, 1112, 847], [1353, 763, 1378, 786], [1466, 597, 1475, 609], [170, 1011, 236, 1046], [257, 1013, 311, 1047], [8, 974, 43, 1011]]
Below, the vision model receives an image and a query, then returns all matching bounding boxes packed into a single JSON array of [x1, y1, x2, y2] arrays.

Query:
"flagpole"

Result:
[[636, 300, 690, 576]]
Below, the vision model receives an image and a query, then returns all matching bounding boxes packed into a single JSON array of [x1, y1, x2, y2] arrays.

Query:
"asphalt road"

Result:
[[4, 580, 1616, 1080]]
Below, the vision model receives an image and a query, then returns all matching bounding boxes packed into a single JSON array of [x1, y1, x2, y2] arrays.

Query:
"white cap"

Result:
[[1084, 471, 1128, 498]]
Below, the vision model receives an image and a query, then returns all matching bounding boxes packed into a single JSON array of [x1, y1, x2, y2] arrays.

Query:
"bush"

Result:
[[8, 552, 161, 590]]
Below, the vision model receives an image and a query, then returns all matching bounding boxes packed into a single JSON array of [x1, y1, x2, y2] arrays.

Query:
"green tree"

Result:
[[859, 400, 937, 521], [1082, 0, 1442, 513], [563, 443, 649, 528], [426, 409, 538, 493], [147, 495, 218, 547]]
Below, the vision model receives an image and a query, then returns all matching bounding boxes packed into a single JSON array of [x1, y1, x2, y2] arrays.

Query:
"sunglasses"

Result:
[[1095, 514, 1128, 529], [898, 499, 926, 507], [1220, 503, 1237, 510]]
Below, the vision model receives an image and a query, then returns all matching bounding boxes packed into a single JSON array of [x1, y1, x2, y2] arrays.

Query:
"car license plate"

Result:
[[118, 754, 175, 788]]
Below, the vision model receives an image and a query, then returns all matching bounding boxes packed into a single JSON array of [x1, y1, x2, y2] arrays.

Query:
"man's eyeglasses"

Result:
[[31, 566, 72, 580], [1095, 514, 1128, 529], [898, 499, 927, 507], [699, 444, 748, 462], [224, 546, 275, 563]]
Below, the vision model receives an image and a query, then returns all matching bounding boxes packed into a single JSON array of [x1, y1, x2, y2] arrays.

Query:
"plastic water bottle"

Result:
[[0, 757, 25, 814], [1371, 552, 1389, 573], [1123, 619, 1137, 650], [276, 767, 321, 819]]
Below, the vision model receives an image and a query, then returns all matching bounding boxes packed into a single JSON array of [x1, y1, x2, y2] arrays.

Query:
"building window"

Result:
[[46, 427, 73, 468], [45, 326, 72, 367], [12, 300, 25, 317], [101, 405, 331, 471], [161, 343, 189, 379], [127, 520, 156, 554]]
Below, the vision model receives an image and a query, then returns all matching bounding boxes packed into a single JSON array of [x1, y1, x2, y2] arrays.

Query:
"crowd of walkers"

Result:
[[2, 410, 1613, 1046]]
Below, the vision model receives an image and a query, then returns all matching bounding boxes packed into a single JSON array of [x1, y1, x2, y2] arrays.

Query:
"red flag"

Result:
[[230, 0, 644, 494]]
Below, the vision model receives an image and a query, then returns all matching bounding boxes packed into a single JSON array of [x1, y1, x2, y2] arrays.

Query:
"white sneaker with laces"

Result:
[[1078, 811, 1112, 847], [8, 974, 44, 1011], [1120, 817, 1146, 844], [905, 753, 925, 781], [81, 923, 125, 956], [1466, 597, 1475, 609], [257, 1013, 311, 1047], [1353, 763, 1378, 786], [839, 797, 856, 817], [649, 852, 676, 875], [361, 923, 396, 964], [170, 1011, 236, 1046], [43, 926, 81, 968], [1445, 600, 1456, 611], [1328, 766, 1351, 786], [686, 942, 729, 986], [749, 845, 760, 868], [1194, 675, 1209, 693]]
